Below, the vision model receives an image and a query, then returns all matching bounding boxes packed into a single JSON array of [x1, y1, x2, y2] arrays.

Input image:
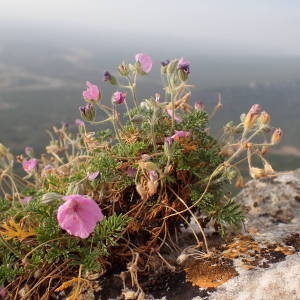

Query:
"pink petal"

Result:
[[57, 195, 104, 239], [135, 53, 152, 73], [167, 109, 182, 123]]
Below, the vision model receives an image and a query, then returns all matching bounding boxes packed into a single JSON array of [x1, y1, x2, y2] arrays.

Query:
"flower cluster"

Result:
[[0, 52, 284, 299]]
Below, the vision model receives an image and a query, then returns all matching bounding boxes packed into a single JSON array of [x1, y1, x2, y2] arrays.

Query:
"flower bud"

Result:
[[103, 71, 118, 85], [167, 59, 178, 75], [194, 101, 204, 111], [259, 111, 270, 125], [244, 104, 261, 130], [112, 91, 126, 105], [177, 57, 190, 81], [24, 146, 34, 157], [160, 59, 170, 74], [118, 62, 129, 76], [271, 128, 282, 144], [177, 69, 188, 81], [79, 104, 96, 122]]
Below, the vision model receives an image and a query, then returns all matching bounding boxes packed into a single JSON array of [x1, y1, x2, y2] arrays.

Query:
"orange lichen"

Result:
[[185, 257, 237, 288]]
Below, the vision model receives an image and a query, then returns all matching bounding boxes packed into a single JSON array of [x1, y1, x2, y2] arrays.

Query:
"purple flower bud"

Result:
[[118, 62, 129, 76], [161, 59, 170, 67], [194, 101, 204, 111], [103, 71, 117, 85], [127, 166, 137, 177], [149, 170, 159, 181], [25, 146, 34, 157], [177, 57, 190, 74], [79, 103, 96, 121], [75, 119, 85, 127], [112, 91, 126, 105], [103, 71, 112, 82]]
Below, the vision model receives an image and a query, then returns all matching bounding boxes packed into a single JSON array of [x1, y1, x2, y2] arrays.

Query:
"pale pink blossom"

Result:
[[82, 81, 100, 102], [57, 194, 104, 239], [135, 53, 152, 73], [22, 158, 37, 174], [88, 171, 100, 181], [75, 119, 85, 127], [167, 109, 182, 123], [20, 196, 32, 205], [24, 146, 33, 156], [171, 130, 190, 140]]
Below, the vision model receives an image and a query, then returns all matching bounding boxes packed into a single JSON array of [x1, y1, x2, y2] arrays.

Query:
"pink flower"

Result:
[[20, 196, 32, 205], [177, 57, 190, 74], [135, 53, 152, 73], [167, 109, 182, 123], [149, 170, 159, 181], [75, 119, 85, 127], [57, 194, 104, 239], [24, 146, 33, 156], [249, 104, 261, 115], [0, 286, 8, 299], [82, 81, 100, 102], [127, 166, 137, 177], [22, 158, 37, 174], [171, 130, 190, 139], [112, 91, 126, 105], [88, 171, 100, 181]]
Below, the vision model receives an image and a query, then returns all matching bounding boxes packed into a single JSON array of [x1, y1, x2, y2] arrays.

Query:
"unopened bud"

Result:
[[118, 62, 129, 76], [103, 71, 118, 85], [166, 59, 178, 75], [160, 59, 170, 74], [244, 104, 261, 130], [259, 111, 270, 125], [79, 104, 96, 122], [271, 128, 282, 144], [194, 101, 204, 111], [177, 69, 188, 81]]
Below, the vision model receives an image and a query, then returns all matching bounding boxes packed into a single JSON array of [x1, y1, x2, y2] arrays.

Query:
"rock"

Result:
[[206, 253, 300, 300], [192, 169, 300, 300]]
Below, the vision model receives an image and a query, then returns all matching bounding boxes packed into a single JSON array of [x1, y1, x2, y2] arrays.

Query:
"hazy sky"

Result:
[[0, 0, 300, 56]]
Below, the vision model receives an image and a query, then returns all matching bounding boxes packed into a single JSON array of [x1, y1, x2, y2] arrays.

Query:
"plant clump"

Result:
[[0, 53, 282, 298]]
